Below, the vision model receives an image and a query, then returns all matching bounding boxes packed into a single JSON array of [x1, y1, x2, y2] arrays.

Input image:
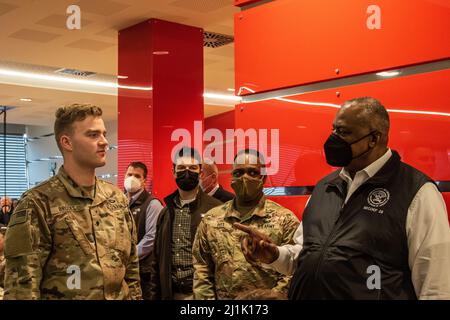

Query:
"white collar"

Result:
[[207, 184, 220, 197], [340, 148, 392, 181]]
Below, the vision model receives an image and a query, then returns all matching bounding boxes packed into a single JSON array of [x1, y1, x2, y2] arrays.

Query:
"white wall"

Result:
[[26, 119, 118, 187]]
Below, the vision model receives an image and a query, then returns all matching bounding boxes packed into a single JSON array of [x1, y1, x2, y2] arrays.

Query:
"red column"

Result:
[[118, 19, 204, 200]]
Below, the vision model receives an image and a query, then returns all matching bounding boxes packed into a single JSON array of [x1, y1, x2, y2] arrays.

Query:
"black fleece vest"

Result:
[[129, 190, 160, 243], [288, 151, 433, 300], [130, 190, 161, 273]]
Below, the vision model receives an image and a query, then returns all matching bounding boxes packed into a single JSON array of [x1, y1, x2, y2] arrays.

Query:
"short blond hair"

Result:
[[54, 103, 103, 152]]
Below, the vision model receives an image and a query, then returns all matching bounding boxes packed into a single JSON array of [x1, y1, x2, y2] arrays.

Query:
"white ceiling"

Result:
[[0, 0, 239, 125]]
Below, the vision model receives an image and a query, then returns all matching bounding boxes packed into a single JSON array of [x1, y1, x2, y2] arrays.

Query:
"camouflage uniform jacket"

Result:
[[193, 196, 300, 299], [3, 167, 142, 300], [0, 254, 4, 299]]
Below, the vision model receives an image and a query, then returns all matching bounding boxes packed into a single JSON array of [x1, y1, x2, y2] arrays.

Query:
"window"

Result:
[[0, 134, 27, 199]]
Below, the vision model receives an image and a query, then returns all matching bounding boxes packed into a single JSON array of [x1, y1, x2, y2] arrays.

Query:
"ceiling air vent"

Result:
[[203, 31, 234, 48], [55, 68, 96, 77]]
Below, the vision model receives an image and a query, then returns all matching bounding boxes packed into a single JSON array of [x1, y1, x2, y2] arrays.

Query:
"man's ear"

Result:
[[371, 132, 381, 146], [60, 134, 73, 152]]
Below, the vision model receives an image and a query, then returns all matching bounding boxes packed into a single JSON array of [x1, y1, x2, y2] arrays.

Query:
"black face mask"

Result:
[[175, 170, 199, 191], [324, 131, 376, 167]]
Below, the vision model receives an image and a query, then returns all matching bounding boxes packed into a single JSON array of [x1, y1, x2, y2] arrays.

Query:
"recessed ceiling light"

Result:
[[203, 92, 242, 102], [153, 51, 169, 55], [0, 68, 152, 91], [20, 98, 32, 102], [117, 75, 128, 79], [376, 71, 401, 77]]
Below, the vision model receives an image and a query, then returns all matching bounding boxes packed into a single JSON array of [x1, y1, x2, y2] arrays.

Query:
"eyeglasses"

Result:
[[231, 167, 262, 178]]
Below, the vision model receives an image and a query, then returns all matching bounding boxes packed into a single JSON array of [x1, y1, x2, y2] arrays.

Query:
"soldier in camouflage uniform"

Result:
[[3, 104, 142, 300], [193, 149, 299, 299]]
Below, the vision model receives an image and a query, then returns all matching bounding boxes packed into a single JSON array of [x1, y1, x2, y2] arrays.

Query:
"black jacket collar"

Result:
[[164, 187, 204, 212]]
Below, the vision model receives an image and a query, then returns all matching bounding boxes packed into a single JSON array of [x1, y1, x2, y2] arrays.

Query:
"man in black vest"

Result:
[[124, 162, 163, 300], [235, 97, 450, 299]]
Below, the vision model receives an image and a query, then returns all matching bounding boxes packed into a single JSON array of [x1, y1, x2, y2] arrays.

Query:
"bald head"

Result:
[[202, 160, 219, 176], [1, 196, 12, 214], [199, 159, 219, 193], [340, 97, 390, 144]]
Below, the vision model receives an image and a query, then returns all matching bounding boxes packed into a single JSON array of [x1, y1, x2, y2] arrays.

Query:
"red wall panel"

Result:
[[204, 111, 235, 193], [235, 0, 450, 95], [235, 69, 450, 218]]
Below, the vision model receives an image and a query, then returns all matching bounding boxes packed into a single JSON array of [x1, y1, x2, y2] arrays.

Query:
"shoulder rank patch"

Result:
[[8, 209, 30, 226]]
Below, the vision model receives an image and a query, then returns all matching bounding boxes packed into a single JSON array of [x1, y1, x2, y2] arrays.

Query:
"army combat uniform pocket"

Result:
[[63, 217, 95, 256], [112, 211, 132, 263]]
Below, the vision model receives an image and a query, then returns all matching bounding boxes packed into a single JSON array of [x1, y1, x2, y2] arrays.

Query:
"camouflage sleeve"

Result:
[[124, 208, 142, 300], [192, 219, 216, 300], [273, 209, 300, 294], [3, 195, 52, 300]]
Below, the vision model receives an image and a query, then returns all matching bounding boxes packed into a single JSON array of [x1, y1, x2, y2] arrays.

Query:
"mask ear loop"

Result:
[[351, 131, 378, 160], [349, 130, 378, 146]]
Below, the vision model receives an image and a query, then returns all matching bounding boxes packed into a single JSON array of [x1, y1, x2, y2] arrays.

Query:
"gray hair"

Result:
[[343, 97, 390, 137]]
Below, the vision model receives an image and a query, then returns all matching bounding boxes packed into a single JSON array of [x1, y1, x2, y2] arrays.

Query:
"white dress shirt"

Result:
[[270, 149, 450, 299], [207, 184, 220, 197]]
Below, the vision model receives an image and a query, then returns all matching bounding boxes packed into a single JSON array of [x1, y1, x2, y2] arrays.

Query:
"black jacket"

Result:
[[149, 188, 222, 300], [288, 150, 433, 300], [211, 185, 234, 203]]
